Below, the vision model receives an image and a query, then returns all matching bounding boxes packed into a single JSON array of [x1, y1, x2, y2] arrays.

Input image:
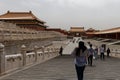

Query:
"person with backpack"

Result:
[[88, 44, 94, 66], [71, 41, 88, 80]]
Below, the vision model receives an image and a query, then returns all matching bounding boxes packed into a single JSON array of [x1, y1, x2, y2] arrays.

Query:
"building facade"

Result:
[[94, 27, 120, 40], [85, 28, 99, 38], [0, 11, 47, 30], [69, 27, 85, 37]]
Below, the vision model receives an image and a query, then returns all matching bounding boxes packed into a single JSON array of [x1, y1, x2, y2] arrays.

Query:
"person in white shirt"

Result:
[[88, 44, 95, 66], [100, 45, 105, 60], [94, 46, 98, 59]]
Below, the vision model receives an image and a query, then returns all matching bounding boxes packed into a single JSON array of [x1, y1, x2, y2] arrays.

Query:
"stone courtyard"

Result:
[[0, 38, 120, 80]]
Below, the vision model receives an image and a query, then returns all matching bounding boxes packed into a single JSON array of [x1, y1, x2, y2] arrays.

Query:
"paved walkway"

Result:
[[0, 38, 120, 80]]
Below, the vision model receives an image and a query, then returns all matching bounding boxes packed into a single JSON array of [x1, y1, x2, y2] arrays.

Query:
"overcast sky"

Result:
[[0, 0, 120, 30]]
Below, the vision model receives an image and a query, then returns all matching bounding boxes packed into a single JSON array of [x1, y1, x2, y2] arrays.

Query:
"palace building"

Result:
[[85, 28, 99, 38], [0, 11, 47, 30], [69, 27, 85, 37], [68, 26, 120, 40], [94, 27, 120, 40]]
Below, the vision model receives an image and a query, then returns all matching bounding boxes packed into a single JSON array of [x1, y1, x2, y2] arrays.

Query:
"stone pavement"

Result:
[[0, 55, 120, 80], [0, 38, 120, 80]]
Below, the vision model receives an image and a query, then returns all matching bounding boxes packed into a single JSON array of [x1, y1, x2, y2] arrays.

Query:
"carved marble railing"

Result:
[[108, 48, 120, 58], [0, 21, 66, 75], [0, 43, 60, 75]]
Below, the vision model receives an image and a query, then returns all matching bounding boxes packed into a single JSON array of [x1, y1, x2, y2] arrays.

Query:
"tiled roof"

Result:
[[70, 27, 84, 29], [95, 27, 120, 34], [70, 27, 85, 32], [0, 11, 45, 23]]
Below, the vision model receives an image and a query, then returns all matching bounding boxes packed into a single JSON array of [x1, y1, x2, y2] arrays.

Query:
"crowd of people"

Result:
[[58, 37, 111, 80], [71, 38, 111, 80]]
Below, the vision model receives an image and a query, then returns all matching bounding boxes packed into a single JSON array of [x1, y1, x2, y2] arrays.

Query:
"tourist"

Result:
[[107, 48, 111, 57], [88, 44, 94, 66], [71, 41, 88, 80], [87, 41, 91, 46], [59, 46, 63, 56], [94, 46, 98, 59], [73, 39, 75, 43], [100, 44, 105, 60]]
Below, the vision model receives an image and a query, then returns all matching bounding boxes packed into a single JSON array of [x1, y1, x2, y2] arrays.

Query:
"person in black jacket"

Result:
[[107, 48, 110, 57], [59, 46, 63, 56]]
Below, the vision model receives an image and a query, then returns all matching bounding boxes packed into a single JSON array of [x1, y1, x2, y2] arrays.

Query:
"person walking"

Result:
[[107, 48, 111, 57], [88, 44, 94, 66], [100, 44, 105, 60], [59, 46, 63, 56], [71, 41, 88, 80], [94, 46, 98, 59]]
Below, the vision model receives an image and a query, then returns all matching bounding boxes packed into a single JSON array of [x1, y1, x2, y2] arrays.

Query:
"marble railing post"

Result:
[[34, 46, 38, 62], [21, 45, 26, 66], [0, 43, 5, 75]]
